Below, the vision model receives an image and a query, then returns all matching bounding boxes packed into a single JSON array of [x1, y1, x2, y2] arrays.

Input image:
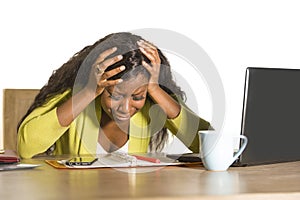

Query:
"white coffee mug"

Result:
[[199, 131, 248, 171]]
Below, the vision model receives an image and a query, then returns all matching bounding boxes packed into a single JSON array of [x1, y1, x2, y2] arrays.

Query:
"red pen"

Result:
[[132, 155, 161, 163]]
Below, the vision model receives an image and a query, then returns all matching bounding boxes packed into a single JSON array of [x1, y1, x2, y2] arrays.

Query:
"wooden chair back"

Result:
[[3, 89, 39, 151]]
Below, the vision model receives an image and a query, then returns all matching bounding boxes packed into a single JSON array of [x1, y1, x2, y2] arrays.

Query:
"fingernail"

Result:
[[120, 65, 125, 71], [118, 55, 123, 59], [118, 79, 123, 83], [112, 47, 117, 51]]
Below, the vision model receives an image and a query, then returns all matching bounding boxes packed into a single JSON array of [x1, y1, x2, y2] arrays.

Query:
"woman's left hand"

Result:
[[138, 40, 181, 119], [138, 40, 161, 93]]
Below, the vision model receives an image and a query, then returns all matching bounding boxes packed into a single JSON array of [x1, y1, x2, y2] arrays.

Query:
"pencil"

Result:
[[132, 155, 161, 163]]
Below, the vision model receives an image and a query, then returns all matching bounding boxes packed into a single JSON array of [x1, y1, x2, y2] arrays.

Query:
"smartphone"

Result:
[[166, 153, 202, 162], [66, 156, 98, 166]]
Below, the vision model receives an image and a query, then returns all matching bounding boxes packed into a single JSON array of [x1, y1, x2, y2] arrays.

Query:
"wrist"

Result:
[[147, 83, 160, 94], [81, 87, 97, 100]]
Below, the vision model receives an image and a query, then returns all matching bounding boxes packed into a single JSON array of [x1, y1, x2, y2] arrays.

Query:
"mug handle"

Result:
[[231, 135, 248, 163]]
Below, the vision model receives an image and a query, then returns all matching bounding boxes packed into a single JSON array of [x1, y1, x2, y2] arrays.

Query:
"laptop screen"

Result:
[[238, 67, 300, 165]]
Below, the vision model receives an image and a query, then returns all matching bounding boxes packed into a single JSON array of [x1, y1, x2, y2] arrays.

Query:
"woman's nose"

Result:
[[118, 98, 130, 113]]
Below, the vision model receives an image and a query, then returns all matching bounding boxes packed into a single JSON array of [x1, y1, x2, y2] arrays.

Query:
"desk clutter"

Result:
[[0, 149, 19, 164], [0, 149, 40, 171], [46, 152, 202, 169]]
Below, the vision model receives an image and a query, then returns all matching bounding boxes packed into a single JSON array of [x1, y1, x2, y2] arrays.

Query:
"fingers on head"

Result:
[[96, 47, 117, 62], [94, 54, 123, 75], [101, 65, 125, 79], [99, 79, 122, 88]]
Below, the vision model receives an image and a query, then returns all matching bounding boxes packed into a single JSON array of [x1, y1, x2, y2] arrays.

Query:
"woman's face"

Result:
[[100, 74, 149, 123]]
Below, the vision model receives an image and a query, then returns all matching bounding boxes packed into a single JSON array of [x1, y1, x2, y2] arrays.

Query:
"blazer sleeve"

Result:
[[165, 100, 211, 153], [17, 90, 71, 158]]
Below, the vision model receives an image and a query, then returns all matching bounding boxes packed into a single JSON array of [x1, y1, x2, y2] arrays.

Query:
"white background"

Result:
[[1, 0, 300, 151]]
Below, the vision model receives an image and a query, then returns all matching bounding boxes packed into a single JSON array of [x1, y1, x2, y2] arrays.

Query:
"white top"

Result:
[[96, 141, 129, 154]]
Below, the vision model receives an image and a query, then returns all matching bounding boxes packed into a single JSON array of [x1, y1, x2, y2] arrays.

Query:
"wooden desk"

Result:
[[1, 158, 300, 200]]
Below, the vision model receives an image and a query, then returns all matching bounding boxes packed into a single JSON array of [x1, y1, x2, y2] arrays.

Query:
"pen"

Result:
[[132, 155, 161, 163]]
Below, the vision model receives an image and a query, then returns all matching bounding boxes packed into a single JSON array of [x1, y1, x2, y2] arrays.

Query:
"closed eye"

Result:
[[132, 95, 145, 101], [106, 89, 123, 101], [109, 94, 123, 101]]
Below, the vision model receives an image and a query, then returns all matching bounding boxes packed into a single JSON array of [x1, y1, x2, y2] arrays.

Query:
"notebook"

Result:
[[235, 67, 300, 166], [46, 152, 183, 169]]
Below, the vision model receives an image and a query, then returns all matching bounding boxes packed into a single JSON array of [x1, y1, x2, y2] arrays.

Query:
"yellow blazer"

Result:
[[17, 90, 210, 158]]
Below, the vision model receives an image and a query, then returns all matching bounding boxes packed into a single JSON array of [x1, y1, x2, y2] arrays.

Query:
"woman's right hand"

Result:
[[57, 47, 125, 127], [86, 47, 125, 97]]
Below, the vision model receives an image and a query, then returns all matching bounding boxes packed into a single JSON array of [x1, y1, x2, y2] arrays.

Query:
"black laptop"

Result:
[[235, 67, 300, 166]]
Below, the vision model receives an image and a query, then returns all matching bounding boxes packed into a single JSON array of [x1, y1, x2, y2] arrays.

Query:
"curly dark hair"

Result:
[[18, 32, 186, 152]]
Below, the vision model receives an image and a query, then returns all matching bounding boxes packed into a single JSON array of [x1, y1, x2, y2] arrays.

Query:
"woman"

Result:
[[17, 32, 211, 159]]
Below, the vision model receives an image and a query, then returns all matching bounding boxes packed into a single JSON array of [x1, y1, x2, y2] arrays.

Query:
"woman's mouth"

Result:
[[114, 114, 130, 121]]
